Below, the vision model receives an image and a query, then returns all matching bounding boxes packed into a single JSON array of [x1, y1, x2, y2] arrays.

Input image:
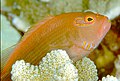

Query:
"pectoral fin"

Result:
[[67, 44, 90, 62]]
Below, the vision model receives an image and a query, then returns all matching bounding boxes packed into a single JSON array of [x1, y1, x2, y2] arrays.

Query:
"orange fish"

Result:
[[1, 12, 111, 80]]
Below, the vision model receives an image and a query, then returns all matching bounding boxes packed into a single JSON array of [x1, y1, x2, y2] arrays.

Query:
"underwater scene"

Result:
[[1, 0, 120, 81]]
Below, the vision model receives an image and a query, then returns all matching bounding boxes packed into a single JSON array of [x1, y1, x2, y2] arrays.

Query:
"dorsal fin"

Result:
[[20, 15, 55, 41], [27, 16, 54, 33]]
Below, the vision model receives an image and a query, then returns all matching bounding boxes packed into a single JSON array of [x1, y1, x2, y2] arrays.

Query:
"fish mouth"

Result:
[[81, 41, 95, 51]]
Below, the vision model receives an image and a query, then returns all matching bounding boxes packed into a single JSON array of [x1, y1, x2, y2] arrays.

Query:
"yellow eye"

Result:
[[85, 16, 94, 24]]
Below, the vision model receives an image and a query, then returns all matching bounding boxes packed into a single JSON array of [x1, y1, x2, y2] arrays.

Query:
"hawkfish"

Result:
[[1, 12, 111, 80]]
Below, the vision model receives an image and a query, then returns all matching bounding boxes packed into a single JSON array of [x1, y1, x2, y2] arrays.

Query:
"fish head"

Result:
[[70, 12, 111, 51]]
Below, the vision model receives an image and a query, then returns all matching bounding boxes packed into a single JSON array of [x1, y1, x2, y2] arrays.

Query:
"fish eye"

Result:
[[85, 16, 94, 24], [88, 18, 93, 21]]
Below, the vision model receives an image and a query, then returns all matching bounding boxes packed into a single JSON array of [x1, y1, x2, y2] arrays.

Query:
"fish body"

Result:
[[1, 12, 111, 80]]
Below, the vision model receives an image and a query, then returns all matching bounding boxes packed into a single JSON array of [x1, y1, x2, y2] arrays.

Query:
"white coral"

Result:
[[11, 49, 78, 81], [75, 57, 98, 81], [39, 50, 78, 81], [11, 60, 41, 81], [11, 49, 99, 81], [102, 75, 118, 81]]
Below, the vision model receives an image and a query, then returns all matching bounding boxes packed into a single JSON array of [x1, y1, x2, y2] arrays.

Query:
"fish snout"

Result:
[[103, 16, 111, 30], [99, 16, 111, 37], [95, 16, 111, 46]]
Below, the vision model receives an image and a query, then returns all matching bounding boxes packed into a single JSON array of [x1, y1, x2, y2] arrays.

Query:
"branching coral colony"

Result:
[[11, 50, 78, 81], [11, 50, 119, 81]]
